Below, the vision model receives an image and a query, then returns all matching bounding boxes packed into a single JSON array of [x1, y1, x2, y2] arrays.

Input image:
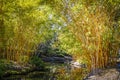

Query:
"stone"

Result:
[[85, 69, 120, 80], [71, 61, 86, 69]]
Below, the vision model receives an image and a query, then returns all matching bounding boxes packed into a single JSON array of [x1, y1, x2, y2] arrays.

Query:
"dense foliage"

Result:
[[0, 0, 120, 79]]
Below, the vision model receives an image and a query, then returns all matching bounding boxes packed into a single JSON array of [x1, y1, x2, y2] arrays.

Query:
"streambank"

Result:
[[1, 54, 73, 79], [2, 55, 120, 80], [85, 69, 120, 80]]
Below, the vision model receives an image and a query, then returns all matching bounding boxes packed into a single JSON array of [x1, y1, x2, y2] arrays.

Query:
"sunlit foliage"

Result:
[[54, 0, 120, 71], [0, 0, 120, 77], [0, 0, 63, 61]]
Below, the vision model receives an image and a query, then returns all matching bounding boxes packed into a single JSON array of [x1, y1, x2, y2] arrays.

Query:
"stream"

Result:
[[3, 63, 71, 80], [3, 58, 120, 80]]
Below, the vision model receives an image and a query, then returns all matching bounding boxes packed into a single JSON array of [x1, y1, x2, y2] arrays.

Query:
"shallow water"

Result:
[[3, 72, 52, 80], [3, 63, 68, 80]]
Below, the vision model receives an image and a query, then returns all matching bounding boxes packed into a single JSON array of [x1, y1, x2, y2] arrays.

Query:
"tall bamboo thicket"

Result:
[[0, 0, 40, 61], [0, 0, 120, 72], [70, 1, 120, 70], [0, 0, 60, 62], [57, 0, 120, 71]]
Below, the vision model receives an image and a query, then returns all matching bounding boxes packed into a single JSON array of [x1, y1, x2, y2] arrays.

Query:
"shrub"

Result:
[[30, 56, 45, 68], [0, 60, 6, 78]]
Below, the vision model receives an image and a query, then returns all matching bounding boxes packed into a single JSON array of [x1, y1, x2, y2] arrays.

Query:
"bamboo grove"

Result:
[[0, 0, 120, 72], [54, 0, 120, 71], [69, 3, 117, 70], [0, 0, 60, 61]]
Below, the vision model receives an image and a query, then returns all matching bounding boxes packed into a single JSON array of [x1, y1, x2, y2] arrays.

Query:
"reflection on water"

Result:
[[3, 63, 87, 80], [3, 63, 66, 80], [3, 72, 54, 80]]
